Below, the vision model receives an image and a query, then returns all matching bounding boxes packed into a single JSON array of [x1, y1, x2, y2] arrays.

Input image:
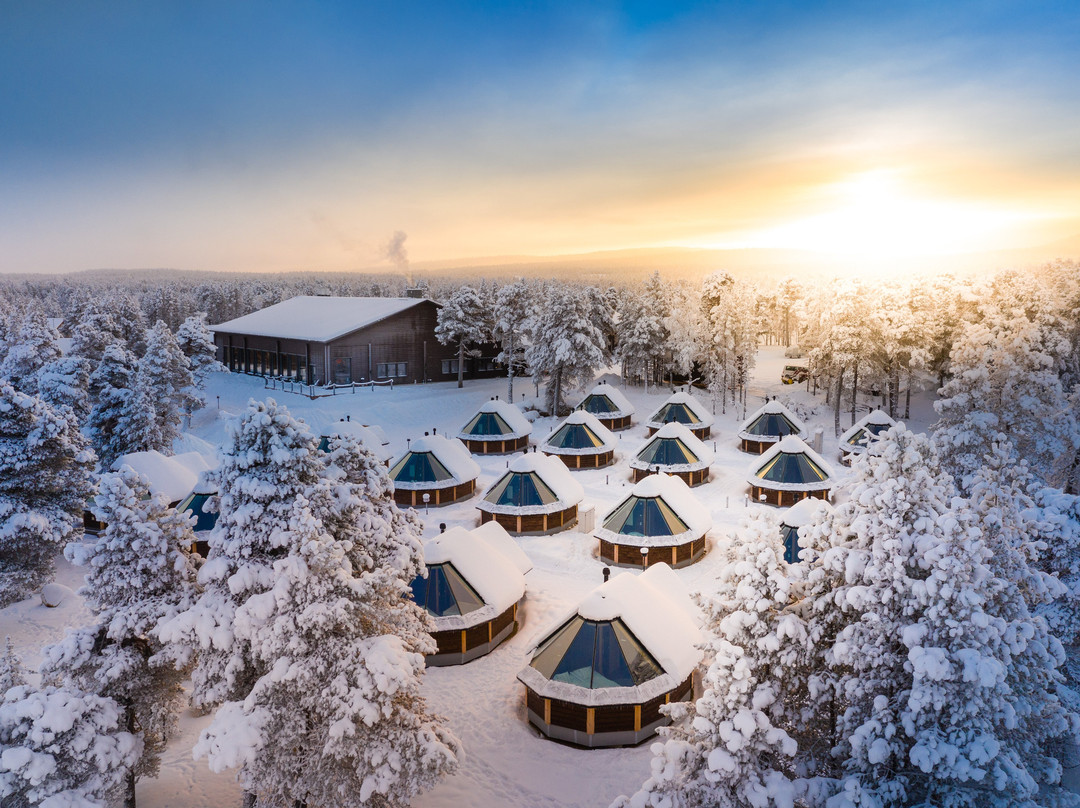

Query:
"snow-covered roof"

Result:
[[111, 450, 205, 504], [629, 422, 714, 472], [839, 409, 896, 454], [780, 497, 834, 528], [541, 410, 617, 455], [210, 296, 432, 343], [737, 399, 807, 442], [477, 452, 585, 515], [326, 421, 394, 463], [457, 399, 533, 441], [644, 391, 714, 429], [389, 435, 481, 490], [518, 564, 703, 706], [747, 435, 835, 492], [420, 523, 530, 631], [577, 383, 635, 417], [596, 474, 712, 547]]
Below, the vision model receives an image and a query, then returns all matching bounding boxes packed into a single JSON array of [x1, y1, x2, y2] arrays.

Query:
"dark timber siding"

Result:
[[214, 300, 502, 386]]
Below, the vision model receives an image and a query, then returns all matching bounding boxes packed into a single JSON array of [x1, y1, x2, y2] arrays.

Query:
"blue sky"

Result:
[[2, 1, 1079, 272]]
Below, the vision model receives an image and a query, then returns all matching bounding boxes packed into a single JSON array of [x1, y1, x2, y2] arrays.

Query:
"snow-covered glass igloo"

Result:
[[644, 391, 713, 440], [575, 382, 636, 432], [737, 399, 807, 454], [410, 522, 533, 665], [457, 399, 533, 455], [778, 497, 833, 564], [595, 474, 711, 569], [748, 435, 834, 507], [629, 422, 714, 487], [518, 564, 702, 748], [838, 409, 895, 463], [541, 410, 617, 469], [388, 435, 481, 508], [477, 453, 585, 535], [316, 420, 393, 466]]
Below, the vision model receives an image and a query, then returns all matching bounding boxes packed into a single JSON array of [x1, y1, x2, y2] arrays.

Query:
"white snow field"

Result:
[[0, 346, 951, 807]]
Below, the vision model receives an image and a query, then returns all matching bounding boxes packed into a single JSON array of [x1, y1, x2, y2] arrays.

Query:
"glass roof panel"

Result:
[[654, 403, 700, 425], [409, 562, 484, 618], [592, 621, 636, 687], [547, 423, 604, 449], [390, 451, 454, 483], [779, 524, 800, 564], [637, 437, 698, 466], [178, 493, 218, 533], [531, 617, 584, 679], [580, 394, 617, 414], [744, 412, 800, 437], [463, 411, 513, 436], [611, 619, 663, 685], [603, 497, 687, 537], [531, 617, 663, 689], [549, 620, 597, 688], [757, 452, 828, 484], [485, 471, 559, 507]]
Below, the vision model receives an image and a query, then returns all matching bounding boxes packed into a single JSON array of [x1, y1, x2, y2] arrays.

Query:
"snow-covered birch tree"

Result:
[[435, 285, 487, 388]]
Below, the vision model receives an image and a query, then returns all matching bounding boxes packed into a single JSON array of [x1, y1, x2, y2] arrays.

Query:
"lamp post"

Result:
[[422, 492, 431, 515], [640, 546, 648, 569]]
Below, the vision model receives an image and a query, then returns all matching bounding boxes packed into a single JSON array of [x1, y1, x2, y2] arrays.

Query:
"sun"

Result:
[[700, 169, 1045, 260]]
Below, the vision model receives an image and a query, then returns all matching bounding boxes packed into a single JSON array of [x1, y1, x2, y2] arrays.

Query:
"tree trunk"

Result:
[[889, 367, 900, 418], [124, 702, 137, 808], [506, 333, 514, 401], [851, 363, 858, 427], [456, 342, 464, 388], [242, 791, 256, 808], [834, 366, 844, 437], [904, 368, 912, 419]]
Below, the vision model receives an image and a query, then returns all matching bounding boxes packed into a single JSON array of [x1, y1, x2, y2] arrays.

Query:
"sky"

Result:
[[2, 1, 1079, 274]]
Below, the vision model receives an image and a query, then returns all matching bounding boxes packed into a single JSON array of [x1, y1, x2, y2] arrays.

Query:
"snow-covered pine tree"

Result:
[[525, 284, 608, 415], [616, 278, 669, 387], [157, 398, 325, 712], [0, 683, 141, 808], [87, 342, 139, 469], [964, 440, 1080, 805], [123, 365, 166, 456], [36, 356, 92, 425], [41, 467, 199, 808], [139, 320, 197, 440], [0, 310, 62, 394], [435, 285, 487, 388], [613, 513, 803, 808], [194, 491, 460, 808], [70, 310, 124, 363], [176, 312, 225, 410], [492, 280, 532, 402], [0, 638, 25, 692], [0, 381, 95, 606]]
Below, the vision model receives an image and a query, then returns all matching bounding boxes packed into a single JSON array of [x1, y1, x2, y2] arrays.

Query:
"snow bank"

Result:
[[541, 410, 617, 455], [210, 296, 430, 343], [579, 383, 635, 417], [457, 399, 533, 440], [629, 422, 714, 473], [518, 564, 703, 706], [644, 390, 714, 430], [595, 474, 712, 547], [423, 524, 529, 630], [111, 450, 204, 504]]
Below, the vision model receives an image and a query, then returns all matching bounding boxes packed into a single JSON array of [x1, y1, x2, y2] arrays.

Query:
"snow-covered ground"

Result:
[[0, 347, 950, 807]]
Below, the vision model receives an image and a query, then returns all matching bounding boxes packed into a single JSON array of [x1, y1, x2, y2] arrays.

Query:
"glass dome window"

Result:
[[637, 437, 699, 466], [484, 471, 559, 508], [546, 423, 604, 450], [390, 452, 454, 483], [178, 492, 218, 533], [603, 496, 688, 538], [530, 616, 662, 689], [653, 403, 700, 425], [743, 412, 800, 438], [462, 411, 514, 436], [580, 394, 618, 414], [757, 452, 828, 484], [409, 562, 485, 617]]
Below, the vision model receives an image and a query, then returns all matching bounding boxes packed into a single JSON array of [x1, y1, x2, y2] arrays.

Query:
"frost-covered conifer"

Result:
[[0, 382, 94, 606], [87, 343, 139, 468], [70, 311, 124, 363], [614, 514, 803, 808], [41, 467, 198, 808], [0, 683, 141, 808], [176, 313, 224, 409], [123, 366, 166, 456], [139, 320, 197, 440], [435, 285, 487, 388], [158, 398, 325, 710], [0, 311, 61, 394], [0, 639, 25, 693], [492, 280, 531, 401], [195, 493, 460, 808], [525, 284, 607, 415], [36, 356, 92, 425]]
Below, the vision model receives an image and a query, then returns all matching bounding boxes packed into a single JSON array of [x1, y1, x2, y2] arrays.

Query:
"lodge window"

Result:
[[376, 362, 407, 378], [441, 359, 460, 374], [476, 357, 498, 372]]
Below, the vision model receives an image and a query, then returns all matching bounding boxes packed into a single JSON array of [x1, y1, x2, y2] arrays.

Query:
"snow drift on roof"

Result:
[[477, 452, 584, 515], [423, 524, 529, 618], [458, 399, 533, 440], [645, 391, 714, 429], [578, 383, 635, 417], [542, 410, 617, 454], [326, 421, 394, 463], [519, 564, 702, 706], [112, 450, 202, 504], [747, 435, 835, 492], [630, 422, 714, 472], [780, 497, 834, 527], [210, 296, 431, 343], [738, 399, 807, 441]]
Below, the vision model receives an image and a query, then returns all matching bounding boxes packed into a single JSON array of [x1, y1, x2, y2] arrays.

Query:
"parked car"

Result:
[[782, 365, 809, 384]]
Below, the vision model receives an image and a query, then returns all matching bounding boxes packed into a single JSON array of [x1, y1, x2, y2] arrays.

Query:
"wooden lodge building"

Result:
[[211, 295, 502, 386]]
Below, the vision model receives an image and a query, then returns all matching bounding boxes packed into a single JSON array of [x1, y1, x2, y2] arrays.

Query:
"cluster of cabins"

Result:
[[89, 382, 897, 752]]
